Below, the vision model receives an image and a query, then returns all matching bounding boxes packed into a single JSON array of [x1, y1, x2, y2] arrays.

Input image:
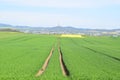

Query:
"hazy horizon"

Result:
[[0, 0, 120, 29]]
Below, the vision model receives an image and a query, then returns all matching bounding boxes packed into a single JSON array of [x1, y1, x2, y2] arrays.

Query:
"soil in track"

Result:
[[58, 38, 70, 77], [35, 47, 54, 77], [39, 45, 69, 80], [58, 46, 70, 76], [35, 37, 70, 79]]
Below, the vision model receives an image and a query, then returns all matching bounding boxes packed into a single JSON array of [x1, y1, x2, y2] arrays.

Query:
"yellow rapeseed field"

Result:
[[60, 34, 84, 38]]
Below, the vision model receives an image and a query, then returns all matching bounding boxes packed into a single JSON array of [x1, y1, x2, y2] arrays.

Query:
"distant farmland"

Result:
[[0, 32, 120, 80]]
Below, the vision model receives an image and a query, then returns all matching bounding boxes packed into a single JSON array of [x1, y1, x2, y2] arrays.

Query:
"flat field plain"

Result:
[[0, 32, 120, 80]]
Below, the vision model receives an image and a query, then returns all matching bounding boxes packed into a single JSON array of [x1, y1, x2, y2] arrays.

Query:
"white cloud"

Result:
[[0, 11, 96, 27], [1, 11, 119, 29], [1, 0, 120, 8], [0, 0, 120, 29]]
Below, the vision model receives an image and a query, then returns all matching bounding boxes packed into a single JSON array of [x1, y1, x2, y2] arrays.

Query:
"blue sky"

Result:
[[0, 0, 120, 29]]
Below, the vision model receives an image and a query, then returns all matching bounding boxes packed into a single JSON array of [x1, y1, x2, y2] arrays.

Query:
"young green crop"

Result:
[[60, 37, 120, 80], [0, 32, 120, 80], [0, 32, 56, 80]]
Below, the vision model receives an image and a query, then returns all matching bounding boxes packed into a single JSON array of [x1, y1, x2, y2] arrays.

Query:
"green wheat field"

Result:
[[0, 32, 120, 80]]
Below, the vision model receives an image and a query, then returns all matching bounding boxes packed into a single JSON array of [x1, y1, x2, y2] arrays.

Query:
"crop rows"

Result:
[[60, 37, 120, 80], [0, 32, 120, 80], [0, 32, 57, 80]]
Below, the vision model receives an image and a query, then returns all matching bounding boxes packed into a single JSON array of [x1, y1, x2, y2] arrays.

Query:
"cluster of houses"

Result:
[[20, 28, 120, 37]]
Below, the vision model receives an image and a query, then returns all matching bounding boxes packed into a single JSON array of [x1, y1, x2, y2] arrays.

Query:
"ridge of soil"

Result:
[[35, 47, 54, 77]]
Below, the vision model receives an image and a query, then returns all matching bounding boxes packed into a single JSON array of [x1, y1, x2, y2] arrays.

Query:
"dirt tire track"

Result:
[[35, 47, 54, 77], [58, 46, 70, 76]]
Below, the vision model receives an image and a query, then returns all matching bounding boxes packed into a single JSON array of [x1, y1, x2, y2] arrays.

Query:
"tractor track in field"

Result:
[[69, 38, 120, 62], [58, 46, 70, 76], [35, 47, 54, 77], [36, 38, 70, 77], [83, 46, 120, 62], [58, 38, 70, 76]]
